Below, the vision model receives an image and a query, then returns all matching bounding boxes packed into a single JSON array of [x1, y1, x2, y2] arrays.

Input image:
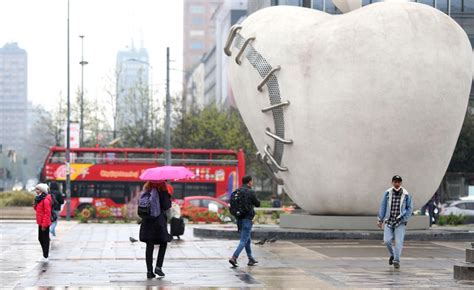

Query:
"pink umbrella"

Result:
[[139, 166, 194, 181]]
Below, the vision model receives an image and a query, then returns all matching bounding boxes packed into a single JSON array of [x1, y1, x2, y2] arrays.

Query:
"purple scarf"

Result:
[[149, 188, 161, 217]]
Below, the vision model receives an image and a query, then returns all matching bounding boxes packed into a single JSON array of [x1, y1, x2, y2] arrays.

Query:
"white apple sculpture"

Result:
[[227, 2, 472, 215]]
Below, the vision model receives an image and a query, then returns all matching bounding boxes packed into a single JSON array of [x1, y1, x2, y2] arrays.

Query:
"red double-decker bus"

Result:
[[40, 147, 245, 217]]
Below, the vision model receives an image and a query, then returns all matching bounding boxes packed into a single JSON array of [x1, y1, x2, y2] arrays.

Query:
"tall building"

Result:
[[183, 0, 224, 74], [184, 0, 247, 111], [115, 44, 149, 130], [0, 43, 28, 155], [212, 0, 247, 108]]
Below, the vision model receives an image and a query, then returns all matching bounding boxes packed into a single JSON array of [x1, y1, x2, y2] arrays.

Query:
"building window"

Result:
[[191, 17, 204, 25], [190, 5, 205, 13], [190, 30, 205, 36], [278, 0, 302, 6], [191, 42, 204, 50], [451, 0, 474, 13]]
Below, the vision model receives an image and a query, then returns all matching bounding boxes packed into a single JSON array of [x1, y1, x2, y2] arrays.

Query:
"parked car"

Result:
[[180, 196, 229, 221], [440, 199, 474, 216], [181, 196, 228, 212]]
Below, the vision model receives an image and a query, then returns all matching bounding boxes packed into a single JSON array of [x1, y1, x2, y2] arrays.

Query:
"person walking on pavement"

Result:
[[49, 182, 64, 237], [377, 175, 413, 269], [33, 183, 52, 262], [229, 175, 261, 267], [138, 181, 172, 279]]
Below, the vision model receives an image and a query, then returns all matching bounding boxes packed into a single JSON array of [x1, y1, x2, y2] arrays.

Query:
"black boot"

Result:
[[154, 267, 165, 277], [228, 256, 238, 267], [248, 257, 259, 266], [147, 272, 156, 279], [389, 256, 394, 265]]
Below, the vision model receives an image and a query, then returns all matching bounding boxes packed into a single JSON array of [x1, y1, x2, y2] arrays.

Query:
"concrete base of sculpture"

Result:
[[454, 244, 474, 281], [280, 213, 430, 230]]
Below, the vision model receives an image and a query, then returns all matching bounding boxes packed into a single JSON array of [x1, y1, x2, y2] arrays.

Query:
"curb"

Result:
[[193, 227, 474, 241]]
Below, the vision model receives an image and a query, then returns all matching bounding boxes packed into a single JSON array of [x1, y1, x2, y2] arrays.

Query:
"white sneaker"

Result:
[[39, 257, 49, 263]]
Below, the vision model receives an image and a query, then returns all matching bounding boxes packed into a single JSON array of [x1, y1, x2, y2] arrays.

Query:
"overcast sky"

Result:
[[0, 0, 184, 110]]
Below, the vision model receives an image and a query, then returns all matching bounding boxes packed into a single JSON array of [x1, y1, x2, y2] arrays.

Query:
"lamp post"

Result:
[[66, 0, 71, 221], [79, 35, 88, 147], [165, 47, 171, 166]]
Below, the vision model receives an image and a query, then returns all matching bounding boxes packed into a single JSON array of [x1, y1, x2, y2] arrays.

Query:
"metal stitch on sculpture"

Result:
[[233, 33, 290, 172]]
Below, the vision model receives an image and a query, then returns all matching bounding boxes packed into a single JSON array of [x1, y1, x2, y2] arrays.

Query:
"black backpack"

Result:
[[229, 189, 251, 218], [50, 194, 59, 222]]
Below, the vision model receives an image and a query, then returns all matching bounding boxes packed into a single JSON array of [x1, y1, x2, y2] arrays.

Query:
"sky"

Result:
[[0, 0, 184, 110]]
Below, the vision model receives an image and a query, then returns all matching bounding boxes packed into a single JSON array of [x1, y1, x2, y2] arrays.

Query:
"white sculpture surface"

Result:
[[228, 2, 472, 215]]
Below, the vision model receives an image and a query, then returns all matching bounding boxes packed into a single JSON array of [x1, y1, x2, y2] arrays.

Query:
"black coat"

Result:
[[51, 190, 64, 211], [239, 185, 261, 220], [139, 189, 172, 244]]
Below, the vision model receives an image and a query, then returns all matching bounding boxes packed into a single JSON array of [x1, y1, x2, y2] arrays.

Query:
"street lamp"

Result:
[[66, 0, 71, 220], [165, 47, 171, 166], [79, 35, 88, 147]]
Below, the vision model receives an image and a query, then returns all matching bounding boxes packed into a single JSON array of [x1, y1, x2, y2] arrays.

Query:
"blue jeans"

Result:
[[50, 210, 60, 236], [383, 223, 406, 263], [232, 219, 253, 259]]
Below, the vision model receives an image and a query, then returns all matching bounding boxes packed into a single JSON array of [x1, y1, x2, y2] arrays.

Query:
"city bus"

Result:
[[40, 147, 245, 217]]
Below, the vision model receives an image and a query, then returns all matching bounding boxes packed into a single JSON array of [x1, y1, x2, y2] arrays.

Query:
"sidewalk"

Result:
[[0, 220, 473, 289]]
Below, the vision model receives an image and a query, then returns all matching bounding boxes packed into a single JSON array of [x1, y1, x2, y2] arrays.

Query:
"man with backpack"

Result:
[[49, 182, 64, 237], [228, 175, 260, 267]]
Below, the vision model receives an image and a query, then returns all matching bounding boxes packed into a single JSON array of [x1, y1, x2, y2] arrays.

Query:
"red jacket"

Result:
[[34, 194, 52, 228]]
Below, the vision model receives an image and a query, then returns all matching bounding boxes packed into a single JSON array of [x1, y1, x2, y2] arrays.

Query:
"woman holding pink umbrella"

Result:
[[138, 181, 172, 279], [138, 166, 194, 279]]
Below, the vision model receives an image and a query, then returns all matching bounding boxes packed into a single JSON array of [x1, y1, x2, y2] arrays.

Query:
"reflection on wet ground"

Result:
[[0, 221, 472, 289]]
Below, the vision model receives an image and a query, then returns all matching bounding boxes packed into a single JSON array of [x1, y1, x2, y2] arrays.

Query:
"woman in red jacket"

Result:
[[33, 183, 52, 262]]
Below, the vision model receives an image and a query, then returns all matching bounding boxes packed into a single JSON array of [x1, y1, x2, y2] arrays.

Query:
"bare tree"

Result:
[[104, 67, 124, 141]]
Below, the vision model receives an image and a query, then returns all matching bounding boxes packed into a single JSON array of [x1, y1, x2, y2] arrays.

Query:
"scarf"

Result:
[[149, 188, 161, 217], [34, 193, 47, 206]]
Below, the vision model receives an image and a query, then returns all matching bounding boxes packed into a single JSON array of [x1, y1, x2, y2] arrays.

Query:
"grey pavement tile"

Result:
[[1, 221, 472, 289]]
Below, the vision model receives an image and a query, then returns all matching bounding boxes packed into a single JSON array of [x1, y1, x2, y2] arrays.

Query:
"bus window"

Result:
[[170, 183, 185, 199], [212, 153, 238, 165], [182, 183, 215, 197], [72, 183, 95, 198], [50, 152, 66, 163], [127, 152, 156, 163], [97, 183, 127, 204], [182, 153, 212, 165], [105, 152, 125, 163], [75, 152, 97, 164]]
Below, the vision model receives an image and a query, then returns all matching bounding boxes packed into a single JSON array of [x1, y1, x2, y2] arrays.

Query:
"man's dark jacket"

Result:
[[51, 190, 64, 211], [238, 184, 260, 220]]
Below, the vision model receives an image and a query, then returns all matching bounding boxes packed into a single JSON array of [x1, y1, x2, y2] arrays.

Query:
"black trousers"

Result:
[[38, 226, 50, 258], [145, 242, 167, 272]]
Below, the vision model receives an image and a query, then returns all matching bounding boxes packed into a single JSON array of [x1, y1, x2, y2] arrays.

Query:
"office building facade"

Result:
[[0, 43, 28, 155], [115, 45, 150, 130]]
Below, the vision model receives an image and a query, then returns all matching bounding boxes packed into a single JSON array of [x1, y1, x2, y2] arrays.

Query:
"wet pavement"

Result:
[[0, 220, 473, 289]]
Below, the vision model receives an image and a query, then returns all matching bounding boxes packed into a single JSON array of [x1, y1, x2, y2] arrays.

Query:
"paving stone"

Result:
[[1, 220, 472, 288]]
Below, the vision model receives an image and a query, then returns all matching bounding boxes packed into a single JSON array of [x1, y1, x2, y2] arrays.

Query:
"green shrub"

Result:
[[437, 214, 466, 226], [0, 191, 35, 207], [259, 200, 272, 208], [271, 211, 280, 220], [254, 210, 266, 224], [437, 215, 447, 226]]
